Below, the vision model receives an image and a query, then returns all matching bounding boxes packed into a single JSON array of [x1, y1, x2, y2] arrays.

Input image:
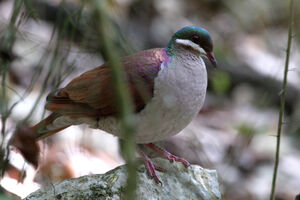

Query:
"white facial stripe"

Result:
[[175, 39, 206, 55]]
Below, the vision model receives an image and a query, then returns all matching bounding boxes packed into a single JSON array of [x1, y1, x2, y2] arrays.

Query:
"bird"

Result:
[[12, 26, 217, 184]]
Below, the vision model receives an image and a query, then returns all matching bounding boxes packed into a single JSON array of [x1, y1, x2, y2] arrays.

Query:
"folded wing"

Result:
[[45, 48, 168, 118]]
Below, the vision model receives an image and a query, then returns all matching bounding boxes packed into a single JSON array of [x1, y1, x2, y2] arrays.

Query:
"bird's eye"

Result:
[[191, 35, 201, 44]]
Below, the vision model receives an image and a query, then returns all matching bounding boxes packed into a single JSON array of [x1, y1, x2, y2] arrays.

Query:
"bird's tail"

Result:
[[31, 113, 70, 140], [12, 113, 70, 167]]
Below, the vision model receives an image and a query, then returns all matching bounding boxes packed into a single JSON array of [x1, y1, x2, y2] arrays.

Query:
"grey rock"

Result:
[[25, 158, 221, 200]]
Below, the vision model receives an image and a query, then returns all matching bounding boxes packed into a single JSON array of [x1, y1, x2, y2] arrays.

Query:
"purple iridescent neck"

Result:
[[162, 48, 172, 67]]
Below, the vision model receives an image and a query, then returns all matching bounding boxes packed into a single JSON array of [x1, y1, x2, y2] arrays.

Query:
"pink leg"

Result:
[[138, 149, 165, 185], [144, 143, 190, 167]]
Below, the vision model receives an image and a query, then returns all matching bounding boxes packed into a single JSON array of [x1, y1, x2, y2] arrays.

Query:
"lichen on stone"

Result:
[[25, 158, 221, 200]]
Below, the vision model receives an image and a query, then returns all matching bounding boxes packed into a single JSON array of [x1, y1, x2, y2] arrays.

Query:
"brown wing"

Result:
[[45, 48, 169, 117]]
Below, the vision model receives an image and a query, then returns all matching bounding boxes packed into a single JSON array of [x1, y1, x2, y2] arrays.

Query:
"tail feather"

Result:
[[31, 113, 70, 140], [12, 113, 70, 167]]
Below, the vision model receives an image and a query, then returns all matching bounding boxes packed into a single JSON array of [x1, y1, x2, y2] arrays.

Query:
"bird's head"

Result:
[[167, 26, 217, 67]]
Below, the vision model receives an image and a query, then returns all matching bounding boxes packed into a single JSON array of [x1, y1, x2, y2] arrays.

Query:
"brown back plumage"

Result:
[[46, 48, 168, 118]]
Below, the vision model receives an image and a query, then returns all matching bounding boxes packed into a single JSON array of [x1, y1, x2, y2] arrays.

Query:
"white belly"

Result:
[[49, 55, 207, 143]]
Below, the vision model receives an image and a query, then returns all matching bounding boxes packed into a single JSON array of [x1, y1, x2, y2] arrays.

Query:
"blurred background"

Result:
[[0, 0, 300, 199]]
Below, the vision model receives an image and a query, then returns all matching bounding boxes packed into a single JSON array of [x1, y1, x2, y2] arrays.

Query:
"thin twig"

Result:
[[0, 0, 24, 176], [269, 0, 294, 199], [93, 1, 137, 200]]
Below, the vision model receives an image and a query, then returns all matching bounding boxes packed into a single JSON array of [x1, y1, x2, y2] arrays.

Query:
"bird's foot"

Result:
[[138, 149, 165, 185], [144, 143, 190, 167], [138, 143, 190, 184]]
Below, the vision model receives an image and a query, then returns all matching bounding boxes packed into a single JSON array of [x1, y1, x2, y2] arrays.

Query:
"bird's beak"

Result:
[[206, 51, 217, 68]]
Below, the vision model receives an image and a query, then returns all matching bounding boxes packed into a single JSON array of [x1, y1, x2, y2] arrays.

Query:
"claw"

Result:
[[138, 149, 164, 185], [137, 143, 190, 184], [144, 143, 191, 167]]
